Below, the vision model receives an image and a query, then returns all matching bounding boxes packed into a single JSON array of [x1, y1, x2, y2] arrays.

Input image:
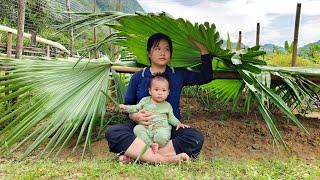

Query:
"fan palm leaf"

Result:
[[105, 12, 318, 146], [58, 11, 319, 145], [0, 57, 112, 158]]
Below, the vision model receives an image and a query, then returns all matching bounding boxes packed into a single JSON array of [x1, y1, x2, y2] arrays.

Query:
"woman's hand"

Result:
[[129, 109, 153, 126], [188, 37, 209, 55], [176, 123, 191, 130]]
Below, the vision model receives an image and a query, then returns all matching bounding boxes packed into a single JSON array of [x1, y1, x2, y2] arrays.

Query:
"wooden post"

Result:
[[92, 0, 98, 59], [291, 3, 301, 67], [46, 45, 50, 57], [256, 23, 260, 46], [15, 0, 27, 59], [7, 32, 12, 57], [31, 30, 37, 56], [31, 30, 36, 47], [66, 0, 74, 56], [236, 31, 242, 50], [5, 32, 13, 97], [116, 0, 121, 11], [110, 0, 121, 58]]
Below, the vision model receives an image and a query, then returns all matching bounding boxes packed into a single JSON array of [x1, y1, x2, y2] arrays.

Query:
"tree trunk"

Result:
[[15, 0, 26, 59]]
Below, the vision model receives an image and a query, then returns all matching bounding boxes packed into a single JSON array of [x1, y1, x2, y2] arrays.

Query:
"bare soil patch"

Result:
[[89, 96, 319, 161], [5, 97, 319, 162]]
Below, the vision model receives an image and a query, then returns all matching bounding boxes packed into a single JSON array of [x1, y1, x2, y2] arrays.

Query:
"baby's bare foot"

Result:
[[151, 143, 159, 154], [119, 155, 133, 164]]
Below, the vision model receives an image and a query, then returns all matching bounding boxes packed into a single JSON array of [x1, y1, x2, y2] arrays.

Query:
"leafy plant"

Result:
[[0, 57, 112, 159], [265, 53, 318, 67], [284, 40, 293, 54], [226, 33, 232, 51], [0, 11, 319, 159], [105, 12, 319, 146]]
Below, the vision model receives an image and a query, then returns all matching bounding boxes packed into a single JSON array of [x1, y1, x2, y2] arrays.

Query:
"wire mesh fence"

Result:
[[0, 0, 144, 31], [0, 0, 144, 57]]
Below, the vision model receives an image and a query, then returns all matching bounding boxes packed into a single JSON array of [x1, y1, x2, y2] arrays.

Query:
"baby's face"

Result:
[[149, 79, 169, 103]]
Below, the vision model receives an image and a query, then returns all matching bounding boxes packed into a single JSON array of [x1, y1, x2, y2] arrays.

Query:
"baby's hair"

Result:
[[148, 73, 170, 88]]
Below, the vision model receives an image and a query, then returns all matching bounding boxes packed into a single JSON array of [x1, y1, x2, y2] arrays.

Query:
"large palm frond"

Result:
[[0, 57, 112, 159], [61, 11, 319, 145], [105, 12, 319, 145]]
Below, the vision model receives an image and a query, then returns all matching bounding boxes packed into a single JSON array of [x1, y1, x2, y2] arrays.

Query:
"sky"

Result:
[[136, 0, 320, 47]]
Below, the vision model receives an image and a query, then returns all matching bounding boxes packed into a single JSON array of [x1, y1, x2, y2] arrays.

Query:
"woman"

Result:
[[106, 33, 213, 163]]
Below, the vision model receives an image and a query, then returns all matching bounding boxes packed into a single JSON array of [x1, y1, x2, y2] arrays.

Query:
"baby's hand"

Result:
[[176, 123, 190, 130], [119, 104, 126, 112]]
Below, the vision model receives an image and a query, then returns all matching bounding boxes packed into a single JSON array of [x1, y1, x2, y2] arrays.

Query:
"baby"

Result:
[[120, 73, 190, 153]]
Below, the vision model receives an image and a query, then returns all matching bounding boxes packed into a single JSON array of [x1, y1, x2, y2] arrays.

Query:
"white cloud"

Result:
[[300, 18, 320, 46], [136, 0, 320, 47]]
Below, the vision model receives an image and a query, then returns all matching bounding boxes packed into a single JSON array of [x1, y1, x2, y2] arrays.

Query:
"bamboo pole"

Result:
[[1, 64, 319, 83], [15, 0, 27, 59], [291, 3, 301, 67], [109, 66, 320, 84], [256, 23, 260, 46], [0, 25, 70, 54]]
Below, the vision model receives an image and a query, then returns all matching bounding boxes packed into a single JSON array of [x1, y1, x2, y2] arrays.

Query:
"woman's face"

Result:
[[148, 39, 171, 67]]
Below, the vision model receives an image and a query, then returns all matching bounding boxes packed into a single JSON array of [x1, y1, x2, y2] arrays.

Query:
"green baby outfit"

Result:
[[124, 96, 181, 146]]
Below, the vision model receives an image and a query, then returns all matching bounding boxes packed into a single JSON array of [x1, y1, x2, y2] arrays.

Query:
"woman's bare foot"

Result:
[[119, 155, 133, 164], [160, 153, 190, 164], [151, 143, 159, 154], [177, 153, 189, 161]]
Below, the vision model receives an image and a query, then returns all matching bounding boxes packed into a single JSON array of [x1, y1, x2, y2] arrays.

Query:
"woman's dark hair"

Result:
[[147, 33, 173, 57], [148, 73, 170, 89]]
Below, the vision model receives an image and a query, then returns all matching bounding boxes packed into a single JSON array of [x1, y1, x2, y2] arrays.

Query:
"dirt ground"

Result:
[[4, 97, 319, 162], [88, 97, 320, 162]]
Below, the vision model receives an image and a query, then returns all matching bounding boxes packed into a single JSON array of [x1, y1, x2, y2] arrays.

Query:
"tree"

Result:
[[284, 40, 293, 54]]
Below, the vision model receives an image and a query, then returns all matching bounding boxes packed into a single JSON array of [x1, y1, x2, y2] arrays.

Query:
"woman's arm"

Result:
[[183, 38, 213, 85], [182, 38, 213, 85]]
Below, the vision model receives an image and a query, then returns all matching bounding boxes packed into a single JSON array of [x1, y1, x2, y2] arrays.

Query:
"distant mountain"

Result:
[[221, 40, 320, 54], [261, 44, 284, 53], [96, 0, 144, 13], [260, 41, 320, 54], [221, 40, 247, 49], [298, 40, 320, 54], [73, 0, 144, 13]]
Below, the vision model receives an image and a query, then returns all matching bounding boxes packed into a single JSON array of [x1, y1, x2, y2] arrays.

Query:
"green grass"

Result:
[[1, 156, 319, 179]]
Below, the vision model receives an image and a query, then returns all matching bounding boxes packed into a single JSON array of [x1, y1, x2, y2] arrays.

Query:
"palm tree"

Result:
[[0, 12, 319, 158]]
